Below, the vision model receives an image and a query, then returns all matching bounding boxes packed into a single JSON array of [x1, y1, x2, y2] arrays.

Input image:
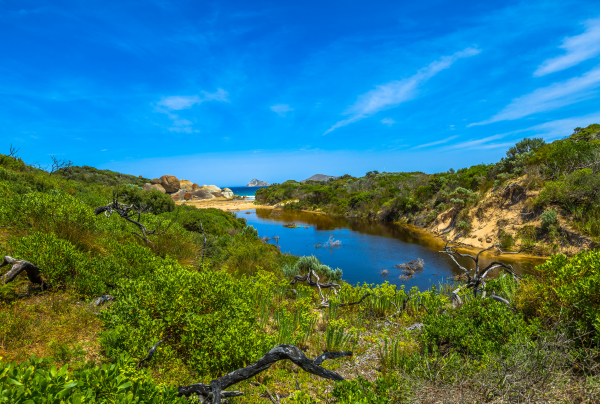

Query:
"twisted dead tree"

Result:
[[95, 192, 175, 246], [289, 270, 341, 307], [0, 144, 20, 166], [440, 243, 534, 302], [0, 256, 47, 289], [178, 344, 352, 404]]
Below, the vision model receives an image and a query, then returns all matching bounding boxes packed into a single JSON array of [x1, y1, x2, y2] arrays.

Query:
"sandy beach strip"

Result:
[[175, 198, 273, 211]]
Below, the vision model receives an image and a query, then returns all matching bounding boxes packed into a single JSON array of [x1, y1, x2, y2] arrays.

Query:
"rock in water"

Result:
[[222, 187, 234, 199], [160, 175, 180, 193], [143, 183, 166, 193], [179, 179, 194, 191], [246, 178, 270, 187]]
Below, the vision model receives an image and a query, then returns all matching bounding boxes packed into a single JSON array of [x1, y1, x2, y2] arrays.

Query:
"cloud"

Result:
[[323, 47, 481, 135], [470, 65, 600, 126], [412, 135, 459, 149], [534, 16, 600, 77], [380, 118, 396, 126], [157, 89, 229, 110], [155, 89, 229, 132], [270, 104, 294, 116], [505, 111, 600, 140]]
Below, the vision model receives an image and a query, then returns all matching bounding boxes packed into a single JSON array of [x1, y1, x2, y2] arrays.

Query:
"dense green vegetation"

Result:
[[1, 135, 599, 402], [257, 124, 600, 248]]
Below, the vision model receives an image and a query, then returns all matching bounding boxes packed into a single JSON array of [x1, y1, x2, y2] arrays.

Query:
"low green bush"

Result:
[[517, 250, 600, 341], [0, 355, 185, 403], [421, 298, 539, 357], [100, 264, 274, 377]]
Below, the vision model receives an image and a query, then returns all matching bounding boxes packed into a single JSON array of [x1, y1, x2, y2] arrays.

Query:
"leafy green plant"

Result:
[[0, 355, 186, 403]]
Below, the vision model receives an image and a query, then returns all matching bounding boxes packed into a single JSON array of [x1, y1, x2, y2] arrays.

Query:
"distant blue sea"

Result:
[[225, 186, 268, 200]]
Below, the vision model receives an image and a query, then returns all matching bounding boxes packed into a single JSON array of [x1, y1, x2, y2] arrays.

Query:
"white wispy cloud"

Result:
[[270, 104, 294, 116], [157, 89, 229, 110], [534, 16, 600, 77], [470, 65, 600, 126], [506, 111, 600, 140], [155, 89, 229, 132], [323, 47, 481, 135], [412, 135, 459, 149], [380, 118, 396, 126]]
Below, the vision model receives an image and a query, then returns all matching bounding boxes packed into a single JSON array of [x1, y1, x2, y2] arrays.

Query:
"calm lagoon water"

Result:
[[240, 208, 544, 290]]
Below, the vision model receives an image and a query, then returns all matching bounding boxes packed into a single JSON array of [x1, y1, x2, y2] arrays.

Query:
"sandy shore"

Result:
[[175, 198, 273, 211]]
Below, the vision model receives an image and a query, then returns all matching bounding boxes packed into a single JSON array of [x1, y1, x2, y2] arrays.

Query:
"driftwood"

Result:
[[178, 344, 352, 404], [440, 243, 533, 297], [289, 270, 341, 306], [137, 335, 173, 369], [337, 292, 373, 308], [95, 191, 175, 246], [0, 256, 47, 289], [94, 295, 116, 306]]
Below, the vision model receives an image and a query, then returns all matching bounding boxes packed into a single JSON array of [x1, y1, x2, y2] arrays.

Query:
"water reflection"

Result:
[[243, 209, 545, 290]]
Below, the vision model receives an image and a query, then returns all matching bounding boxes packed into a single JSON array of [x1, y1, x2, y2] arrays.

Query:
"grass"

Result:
[[0, 291, 102, 366]]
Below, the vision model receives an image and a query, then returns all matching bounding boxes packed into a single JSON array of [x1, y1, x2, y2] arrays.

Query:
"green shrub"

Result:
[[421, 298, 538, 357], [516, 250, 600, 341], [0, 355, 185, 403], [118, 186, 175, 214], [101, 264, 274, 376], [540, 209, 558, 231]]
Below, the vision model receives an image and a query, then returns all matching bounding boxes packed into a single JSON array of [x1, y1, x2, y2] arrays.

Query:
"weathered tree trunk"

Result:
[[178, 344, 352, 404], [0, 256, 47, 289]]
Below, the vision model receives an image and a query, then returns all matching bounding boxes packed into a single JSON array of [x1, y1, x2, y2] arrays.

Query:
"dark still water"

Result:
[[241, 209, 545, 290]]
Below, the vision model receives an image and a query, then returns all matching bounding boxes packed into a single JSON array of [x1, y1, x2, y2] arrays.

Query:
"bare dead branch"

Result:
[[178, 344, 352, 404], [137, 335, 172, 369], [336, 292, 373, 308], [49, 156, 72, 175], [440, 243, 529, 296], [94, 295, 116, 306], [289, 269, 341, 306], [95, 191, 176, 246], [0, 144, 20, 165], [0, 256, 47, 289]]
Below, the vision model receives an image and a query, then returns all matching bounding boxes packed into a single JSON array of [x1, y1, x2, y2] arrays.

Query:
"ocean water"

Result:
[[225, 186, 268, 200]]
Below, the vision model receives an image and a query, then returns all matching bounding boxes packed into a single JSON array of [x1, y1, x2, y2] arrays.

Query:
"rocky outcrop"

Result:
[[246, 179, 270, 187], [179, 179, 194, 191], [160, 175, 180, 193], [143, 183, 166, 193], [190, 190, 215, 200], [200, 185, 221, 193], [300, 174, 338, 183], [150, 178, 161, 185], [192, 183, 201, 191], [222, 188, 234, 199]]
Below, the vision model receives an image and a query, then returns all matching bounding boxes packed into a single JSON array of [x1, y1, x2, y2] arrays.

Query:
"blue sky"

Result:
[[2, 0, 600, 185]]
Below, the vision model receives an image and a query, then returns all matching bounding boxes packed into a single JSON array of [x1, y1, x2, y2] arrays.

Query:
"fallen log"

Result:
[[0, 256, 47, 289], [178, 344, 352, 404]]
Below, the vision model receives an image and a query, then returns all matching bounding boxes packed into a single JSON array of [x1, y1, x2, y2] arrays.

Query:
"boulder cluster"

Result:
[[143, 175, 234, 201]]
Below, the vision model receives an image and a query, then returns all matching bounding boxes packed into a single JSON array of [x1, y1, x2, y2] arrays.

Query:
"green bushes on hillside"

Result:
[[101, 265, 274, 376]]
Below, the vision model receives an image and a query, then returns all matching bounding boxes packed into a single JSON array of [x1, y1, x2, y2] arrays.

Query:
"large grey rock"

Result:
[[179, 179, 194, 191], [160, 175, 180, 193], [190, 190, 215, 200], [200, 185, 221, 192], [143, 183, 166, 193]]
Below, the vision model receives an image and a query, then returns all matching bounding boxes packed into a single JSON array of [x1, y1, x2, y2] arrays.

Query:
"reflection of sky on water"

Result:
[[240, 209, 545, 290]]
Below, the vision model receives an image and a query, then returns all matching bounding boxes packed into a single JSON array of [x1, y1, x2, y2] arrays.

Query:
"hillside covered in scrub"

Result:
[[0, 144, 599, 403], [256, 124, 600, 256]]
